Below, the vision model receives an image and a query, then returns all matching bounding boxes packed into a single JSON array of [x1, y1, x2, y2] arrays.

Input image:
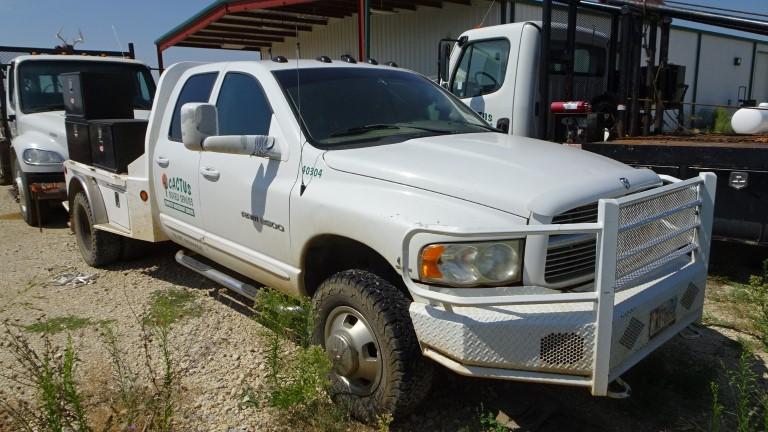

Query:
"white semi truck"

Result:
[[0, 48, 154, 225], [64, 58, 715, 421]]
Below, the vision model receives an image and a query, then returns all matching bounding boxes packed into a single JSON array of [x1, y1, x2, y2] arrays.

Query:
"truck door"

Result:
[[152, 71, 218, 251], [198, 71, 295, 279], [449, 38, 513, 132]]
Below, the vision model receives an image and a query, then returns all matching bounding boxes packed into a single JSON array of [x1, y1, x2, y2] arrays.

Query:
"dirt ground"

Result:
[[0, 184, 766, 432]]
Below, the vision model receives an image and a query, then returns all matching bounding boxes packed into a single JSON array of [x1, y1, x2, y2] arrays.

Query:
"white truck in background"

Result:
[[0, 49, 154, 225], [65, 58, 715, 422]]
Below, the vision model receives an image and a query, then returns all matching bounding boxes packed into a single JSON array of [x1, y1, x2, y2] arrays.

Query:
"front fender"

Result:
[[291, 168, 527, 279], [12, 130, 65, 174]]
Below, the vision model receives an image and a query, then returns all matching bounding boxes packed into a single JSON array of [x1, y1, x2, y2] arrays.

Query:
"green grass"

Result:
[[142, 288, 202, 328], [24, 316, 100, 334], [249, 288, 352, 431], [712, 108, 735, 134]]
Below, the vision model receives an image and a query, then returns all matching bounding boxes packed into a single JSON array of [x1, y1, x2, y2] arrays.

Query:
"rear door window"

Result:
[[450, 39, 510, 98], [168, 72, 218, 142]]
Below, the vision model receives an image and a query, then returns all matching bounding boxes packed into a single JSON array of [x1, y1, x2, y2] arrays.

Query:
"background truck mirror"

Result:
[[181, 103, 218, 151]]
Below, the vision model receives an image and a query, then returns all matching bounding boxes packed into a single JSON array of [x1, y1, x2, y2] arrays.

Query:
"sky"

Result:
[[0, 0, 767, 69]]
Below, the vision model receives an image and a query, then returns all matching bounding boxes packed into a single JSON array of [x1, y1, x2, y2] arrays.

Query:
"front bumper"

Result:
[[402, 173, 716, 395]]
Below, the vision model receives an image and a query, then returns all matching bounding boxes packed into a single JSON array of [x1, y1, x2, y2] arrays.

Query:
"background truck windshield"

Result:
[[17, 60, 155, 114], [273, 67, 494, 147]]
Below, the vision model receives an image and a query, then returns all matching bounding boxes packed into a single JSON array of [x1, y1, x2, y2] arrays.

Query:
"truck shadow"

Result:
[[394, 325, 764, 432], [102, 240, 767, 432]]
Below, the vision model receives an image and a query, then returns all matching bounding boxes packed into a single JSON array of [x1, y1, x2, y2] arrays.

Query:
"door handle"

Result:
[[200, 166, 220, 181], [155, 156, 170, 168]]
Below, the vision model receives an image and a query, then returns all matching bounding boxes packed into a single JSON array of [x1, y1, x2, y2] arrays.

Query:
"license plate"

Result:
[[649, 297, 677, 338]]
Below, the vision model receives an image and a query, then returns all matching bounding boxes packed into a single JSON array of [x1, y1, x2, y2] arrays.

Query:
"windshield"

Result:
[[17, 60, 155, 114], [273, 67, 495, 147]]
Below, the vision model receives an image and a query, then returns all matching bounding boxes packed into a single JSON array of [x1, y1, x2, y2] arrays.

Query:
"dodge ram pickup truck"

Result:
[[1, 52, 154, 225], [64, 59, 716, 422]]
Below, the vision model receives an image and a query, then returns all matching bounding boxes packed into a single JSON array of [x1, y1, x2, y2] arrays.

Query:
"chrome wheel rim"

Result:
[[324, 306, 382, 395]]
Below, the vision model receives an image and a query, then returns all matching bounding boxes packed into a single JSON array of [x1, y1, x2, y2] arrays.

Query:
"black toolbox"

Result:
[[60, 71, 135, 119], [89, 119, 147, 173], [64, 118, 92, 164]]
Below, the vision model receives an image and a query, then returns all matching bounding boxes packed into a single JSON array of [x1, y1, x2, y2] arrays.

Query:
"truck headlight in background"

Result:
[[419, 240, 523, 287], [22, 149, 65, 165]]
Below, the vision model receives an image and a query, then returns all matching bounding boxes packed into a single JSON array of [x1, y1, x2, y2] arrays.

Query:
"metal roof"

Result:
[[155, 0, 473, 53]]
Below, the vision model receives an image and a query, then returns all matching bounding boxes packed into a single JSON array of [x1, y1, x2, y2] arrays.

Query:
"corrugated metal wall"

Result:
[[271, 0, 768, 120], [271, 0, 499, 78]]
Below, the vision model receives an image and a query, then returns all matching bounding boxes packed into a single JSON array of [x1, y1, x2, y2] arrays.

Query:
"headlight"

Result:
[[418, 240, 524, 287], [22, 148, 65, 165]]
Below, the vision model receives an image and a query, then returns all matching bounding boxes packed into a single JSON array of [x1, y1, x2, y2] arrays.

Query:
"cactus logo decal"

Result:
[[162, 173, 195, 217]]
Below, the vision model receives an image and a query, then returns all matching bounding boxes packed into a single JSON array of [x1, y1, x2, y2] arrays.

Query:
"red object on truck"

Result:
[[550, 101, 592, 113]]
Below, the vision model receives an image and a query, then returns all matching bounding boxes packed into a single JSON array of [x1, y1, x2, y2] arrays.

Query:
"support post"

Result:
[[643, 20, 657, 136], [607, 13, 619, 93], [564, 0, 579, 101], [616, 7, 632, 137], [156, 44, 165, 74], [538, 0, 552, 140], [654, 18, 670, 133], [690, 32, 702, 128], [358, 0, 370, 61], [128, 42, 135, 59], [629, 18, 642, 136], [748, 41, 757, 101]]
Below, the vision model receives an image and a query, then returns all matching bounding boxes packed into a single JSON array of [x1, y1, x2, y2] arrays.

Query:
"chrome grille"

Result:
[[545, 237, 597, 283], [546, 203, 599, 284], [551, 203, 598, 224]]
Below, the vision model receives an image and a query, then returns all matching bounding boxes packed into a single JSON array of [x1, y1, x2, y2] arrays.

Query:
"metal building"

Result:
[[156, 0, 768, 125]]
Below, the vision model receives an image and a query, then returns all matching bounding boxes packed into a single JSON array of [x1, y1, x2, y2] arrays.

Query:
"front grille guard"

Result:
[[400, 173, 716, 396]]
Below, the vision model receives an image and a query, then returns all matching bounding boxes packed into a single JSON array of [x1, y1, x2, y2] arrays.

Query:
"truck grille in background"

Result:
[[546, 203, 599, 284]]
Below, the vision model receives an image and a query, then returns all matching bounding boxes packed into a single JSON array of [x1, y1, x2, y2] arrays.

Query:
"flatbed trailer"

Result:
[[583, 136, 768, 245]]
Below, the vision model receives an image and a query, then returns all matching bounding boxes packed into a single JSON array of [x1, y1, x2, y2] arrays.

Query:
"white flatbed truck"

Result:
[[65, 58, 716, 421]]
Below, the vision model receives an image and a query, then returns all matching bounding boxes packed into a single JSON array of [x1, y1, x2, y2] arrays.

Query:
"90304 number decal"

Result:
[[302, 165, 323, 178]]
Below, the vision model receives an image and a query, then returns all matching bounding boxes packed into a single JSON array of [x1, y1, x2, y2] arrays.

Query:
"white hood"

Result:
[[323, 133, 660, 218]]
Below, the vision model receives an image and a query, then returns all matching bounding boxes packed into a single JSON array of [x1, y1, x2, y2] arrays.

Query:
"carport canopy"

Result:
[[154, 0, 474, 69]]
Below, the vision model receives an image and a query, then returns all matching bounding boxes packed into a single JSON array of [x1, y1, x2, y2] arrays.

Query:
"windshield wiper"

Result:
[[330, 124, 400, 138], [27, 104, 65, 113], [449, 121, 500, 132]]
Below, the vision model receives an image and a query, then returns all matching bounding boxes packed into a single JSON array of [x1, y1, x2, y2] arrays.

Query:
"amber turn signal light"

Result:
[[419, 244, 445, 280]]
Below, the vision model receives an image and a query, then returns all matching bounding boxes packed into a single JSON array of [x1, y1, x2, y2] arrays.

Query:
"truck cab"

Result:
[[1, 54, 154, 225], [440, 21, 610, 137]]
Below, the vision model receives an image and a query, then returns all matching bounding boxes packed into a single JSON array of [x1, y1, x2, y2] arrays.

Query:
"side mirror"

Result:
[[437, 39, 455, 86], [181, 103, 218, 151], [203, 135, 282, 160]]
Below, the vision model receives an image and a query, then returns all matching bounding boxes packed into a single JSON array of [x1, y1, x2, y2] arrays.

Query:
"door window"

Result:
[[450, 39, 510, 98], [168, 72, 218, 142], [216, 72, 272, 136]]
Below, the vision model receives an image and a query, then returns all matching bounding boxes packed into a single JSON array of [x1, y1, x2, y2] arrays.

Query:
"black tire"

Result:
[[71, 192, 122, 267], [0, 141, 11, 186], [312, 270, 433, 423], [11, 155, 39, 226]]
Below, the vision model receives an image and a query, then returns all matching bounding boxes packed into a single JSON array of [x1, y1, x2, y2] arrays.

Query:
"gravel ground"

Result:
[[0, 184, 766, 432]]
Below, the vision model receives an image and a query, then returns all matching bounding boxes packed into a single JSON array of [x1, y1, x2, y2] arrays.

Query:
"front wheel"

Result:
[[71, 191, 122, 267], [312, 270, 433, 423], [11, 156, 38, 226]]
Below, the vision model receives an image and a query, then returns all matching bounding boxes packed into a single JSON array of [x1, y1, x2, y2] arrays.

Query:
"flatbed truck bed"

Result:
[[583, 135, 768, 245]]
